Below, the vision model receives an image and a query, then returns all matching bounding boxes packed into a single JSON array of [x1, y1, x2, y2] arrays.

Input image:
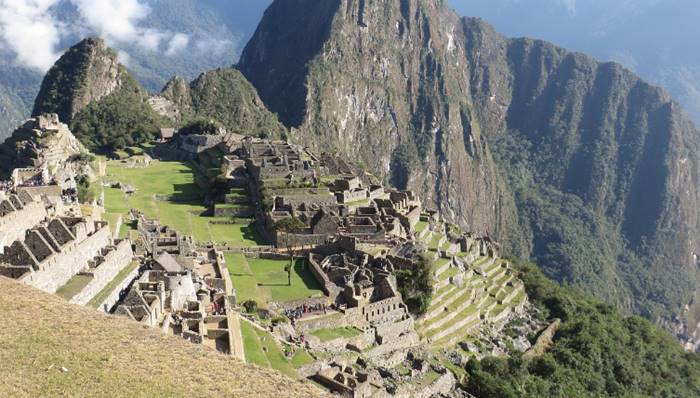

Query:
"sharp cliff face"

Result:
[[160, 69, 286, 138], [238, 0, 700, 341], [32, 38, 125, 124]]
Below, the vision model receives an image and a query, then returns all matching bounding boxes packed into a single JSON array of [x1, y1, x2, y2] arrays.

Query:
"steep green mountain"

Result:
[[33, 38, 127, 124], [237, 0, 700, 345], [33, 38, 169, 153], [160, 69, 286, 137]]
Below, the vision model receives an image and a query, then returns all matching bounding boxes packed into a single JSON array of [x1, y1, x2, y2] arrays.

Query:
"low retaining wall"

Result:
[[70, 240, 134, 306], [96, 263, 141, 313]]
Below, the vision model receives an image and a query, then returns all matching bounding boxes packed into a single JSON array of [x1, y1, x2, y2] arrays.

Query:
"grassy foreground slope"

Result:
[[0, 277, 324, 397]]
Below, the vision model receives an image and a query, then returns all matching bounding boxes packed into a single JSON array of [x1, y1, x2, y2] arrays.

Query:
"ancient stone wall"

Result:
[[96, 262, 141, 313], [23, 224, 111, 293], [213, 206, 254, 218], [308, 254, 340, 298], [0, 199, 47, 249], [70, 239, 134, 305], [295, 312, 349, 334]]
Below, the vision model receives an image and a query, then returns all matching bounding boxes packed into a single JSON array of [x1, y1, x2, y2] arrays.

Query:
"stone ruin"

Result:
[[133, 210, 196, 256], [114, 215, 243, 359], [0, 202, 134, 300]]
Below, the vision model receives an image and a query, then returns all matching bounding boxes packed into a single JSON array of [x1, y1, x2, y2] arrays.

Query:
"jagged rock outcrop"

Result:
[[238, 0, 700, 344], [32, 38, 124, 123], [160, 69, 286, 138], [0, 113, 88, 176]]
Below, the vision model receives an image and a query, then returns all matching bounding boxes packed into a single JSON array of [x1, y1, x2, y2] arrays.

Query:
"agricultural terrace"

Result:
[[101, 160, 263, 247]]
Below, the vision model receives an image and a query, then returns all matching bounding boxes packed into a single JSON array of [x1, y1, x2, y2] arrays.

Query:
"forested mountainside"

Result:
[[31, 38, 168, 153], [160, 70, 285, 137], [27, 39, 283, 155], [464, 259, 700, 397], [0, 0, 264, 141], [0, 84, 28, 139], [237, 0, 700, 344]]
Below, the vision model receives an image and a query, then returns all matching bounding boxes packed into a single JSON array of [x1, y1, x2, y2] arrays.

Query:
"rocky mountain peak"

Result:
[[238, 0, 700, 344], [32, 37, 125, 123]]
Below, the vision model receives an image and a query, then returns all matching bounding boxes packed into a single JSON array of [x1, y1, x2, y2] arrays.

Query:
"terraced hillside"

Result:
[[0, 277, 323, 397], [414, 220, 527, 349]]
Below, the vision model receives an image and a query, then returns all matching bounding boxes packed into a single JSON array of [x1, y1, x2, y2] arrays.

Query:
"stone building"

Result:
[[115, 247, 243, 358], [0, 215, 133, 296]]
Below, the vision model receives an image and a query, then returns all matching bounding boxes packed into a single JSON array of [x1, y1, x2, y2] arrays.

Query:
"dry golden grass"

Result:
[[0, 277, 326, 397]]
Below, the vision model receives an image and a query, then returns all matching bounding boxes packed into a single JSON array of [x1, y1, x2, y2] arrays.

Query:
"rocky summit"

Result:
[[238, 0, 700, 346]]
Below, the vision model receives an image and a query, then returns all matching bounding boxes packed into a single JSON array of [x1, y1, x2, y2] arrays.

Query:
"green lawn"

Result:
[[103, 160, 264, 247], [415, 221, 429, 233], [247, 258, 324, 303], [88, 260, 140, 309], [240, 320, 297, 378], [55, 274, 93, 300], [309, 327, 362, 342], [226, 255, 324, 305], [226, 253, 267, 307]]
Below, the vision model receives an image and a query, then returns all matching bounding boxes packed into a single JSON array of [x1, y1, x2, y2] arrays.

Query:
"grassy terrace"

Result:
[[241, 320, 301, 378], [431, 257, 452, 274], [428, 232, 444, 251], [88, 260, 140, 309], [310, 327, 362, 342], [424, 303, 479, 340], [226, 254, 323, 307], [414, 221, 429, 234], [103, 160, 264, 247], [55, 274, 93, 301]]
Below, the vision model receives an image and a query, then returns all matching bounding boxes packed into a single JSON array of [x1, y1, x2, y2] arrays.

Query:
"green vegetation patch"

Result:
[[55, 274, 93, 300], [103, 160, 264, 247], [309, 327, 362, 342], [225, 253, 268, 307], [464, 259, 700, 398], [246, 258, 323, 303], [240, 320, 297, 378]]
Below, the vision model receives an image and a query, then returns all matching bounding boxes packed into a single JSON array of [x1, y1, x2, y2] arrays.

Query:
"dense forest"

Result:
[[464, 259, 700, 397], [70, 73, 170, 153]]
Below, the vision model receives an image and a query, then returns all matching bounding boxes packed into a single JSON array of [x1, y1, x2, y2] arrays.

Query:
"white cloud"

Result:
[[196, 38, 236, 56], [0, 0, 62, 72], [117, 50, 132, 67], [0, 0, 191, 71], [165, 33, 190, 56], [70, 0, 150, 43], [558, 0, 577, 16]]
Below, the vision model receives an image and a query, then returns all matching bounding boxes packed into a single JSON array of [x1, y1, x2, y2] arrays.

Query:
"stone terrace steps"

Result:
[[424, 303, 480, 342], [420, 288, 477, 335], [421, 284, 472, 326], [432, 258, 454, 278], [432, 317, 481, 348]]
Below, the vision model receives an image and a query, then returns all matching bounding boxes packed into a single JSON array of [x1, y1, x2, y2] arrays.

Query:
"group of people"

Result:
[[210, 301, 226, 316], [285, 302, 328, 323]]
